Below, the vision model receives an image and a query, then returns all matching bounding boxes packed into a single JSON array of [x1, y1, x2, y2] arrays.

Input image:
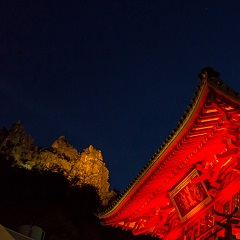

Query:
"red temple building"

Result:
[[99, 68, 240, 240]]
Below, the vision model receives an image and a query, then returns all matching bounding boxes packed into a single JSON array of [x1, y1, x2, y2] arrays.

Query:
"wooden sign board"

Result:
[[170, 169, 212, 222]]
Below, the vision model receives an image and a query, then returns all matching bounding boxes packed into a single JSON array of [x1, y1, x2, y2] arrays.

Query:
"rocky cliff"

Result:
[[0, 121, 115, 205]]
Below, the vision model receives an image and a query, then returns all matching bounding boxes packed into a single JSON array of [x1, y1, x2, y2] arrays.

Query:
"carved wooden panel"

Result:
[[170, 169, 212, 222]]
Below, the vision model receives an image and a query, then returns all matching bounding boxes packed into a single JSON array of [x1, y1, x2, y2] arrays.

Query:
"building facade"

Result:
[[99, 68, 240, 240]]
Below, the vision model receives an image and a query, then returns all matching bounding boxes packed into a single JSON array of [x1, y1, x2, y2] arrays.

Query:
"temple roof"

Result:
[[99, 67, 240, 238]]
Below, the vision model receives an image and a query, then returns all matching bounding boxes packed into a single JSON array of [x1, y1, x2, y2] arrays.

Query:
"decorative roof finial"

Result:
[[198, 67, 220, 81]]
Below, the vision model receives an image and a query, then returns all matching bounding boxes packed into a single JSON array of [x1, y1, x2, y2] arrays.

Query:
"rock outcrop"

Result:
[[0, 121, 115, 205]]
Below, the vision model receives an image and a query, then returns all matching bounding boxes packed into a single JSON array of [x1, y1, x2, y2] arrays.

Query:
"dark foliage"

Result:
[[0, 154, 156, 239]]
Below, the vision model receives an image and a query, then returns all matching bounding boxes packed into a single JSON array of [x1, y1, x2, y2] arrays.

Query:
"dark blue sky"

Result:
[[1, 1, 240, 191]]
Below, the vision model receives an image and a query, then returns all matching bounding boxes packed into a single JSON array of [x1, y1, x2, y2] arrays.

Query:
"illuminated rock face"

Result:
[[0, 121, 115, 205]]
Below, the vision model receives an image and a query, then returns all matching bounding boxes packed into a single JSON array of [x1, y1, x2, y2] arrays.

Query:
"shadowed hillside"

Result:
[[0, 123, 156, 239]]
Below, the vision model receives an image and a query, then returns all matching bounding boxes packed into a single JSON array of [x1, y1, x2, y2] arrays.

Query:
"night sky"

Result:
[[1, 1, 240, 191]]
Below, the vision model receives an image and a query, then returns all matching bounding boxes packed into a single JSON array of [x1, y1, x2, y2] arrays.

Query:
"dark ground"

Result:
[[0, 154, 156, 240]]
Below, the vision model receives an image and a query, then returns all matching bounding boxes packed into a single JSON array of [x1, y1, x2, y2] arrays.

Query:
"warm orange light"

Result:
[[222, 157, 232, 167]]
